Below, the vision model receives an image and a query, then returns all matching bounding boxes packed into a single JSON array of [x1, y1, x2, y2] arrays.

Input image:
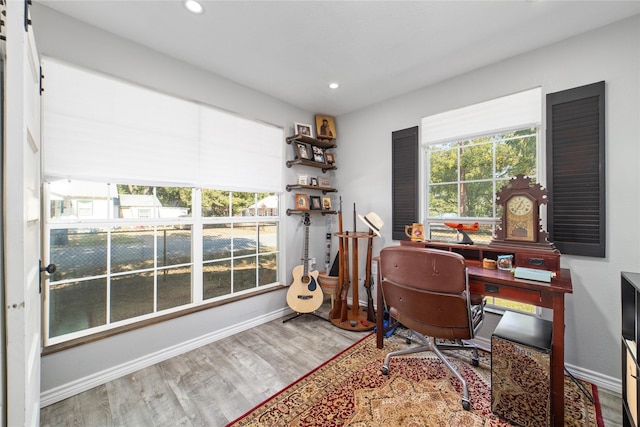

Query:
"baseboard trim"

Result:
[[40, 307, 292, 408]]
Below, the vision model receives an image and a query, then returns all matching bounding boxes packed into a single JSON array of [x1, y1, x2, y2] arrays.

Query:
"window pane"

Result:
[[158, 228, 192, 267], [203, 224, 232, 261], [460, 181, 493, 217], [117, 185, 191, 219], [111, 228, 154, 273], [157, 266, 192, 310], [429, 143, 458, 184], [234, 223, 257, 256], [110, 272, 154, 322], [259, 253, 278, 286], [258, 222, 278, 254], [428, 183, 458, 217], [460, 143, 492, 181], [48, 180, 115, 220], [49, 278, 107, 338], [202, 189, 230, 217], [203, 260, 231, 299], [234, 256, 257, 292], [50, 229, 108, 281], [495, 131, 536, 179]]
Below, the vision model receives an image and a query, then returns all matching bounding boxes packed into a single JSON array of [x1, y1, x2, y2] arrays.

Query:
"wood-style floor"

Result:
[[40, 301, 623, 426]]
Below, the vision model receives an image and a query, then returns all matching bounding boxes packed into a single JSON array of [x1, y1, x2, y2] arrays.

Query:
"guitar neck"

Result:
[[302, 213, 310, 276]]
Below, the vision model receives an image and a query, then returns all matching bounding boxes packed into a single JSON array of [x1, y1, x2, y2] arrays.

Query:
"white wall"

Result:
[[336, 15, 640, 389]]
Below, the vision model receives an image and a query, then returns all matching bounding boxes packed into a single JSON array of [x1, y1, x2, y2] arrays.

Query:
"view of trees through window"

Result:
[[425, 128, 538, 313], [45, 181, 279, 344]]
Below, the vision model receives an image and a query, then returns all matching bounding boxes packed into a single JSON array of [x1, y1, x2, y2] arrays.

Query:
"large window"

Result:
[[421, 88, 542, 313], [45, 182, 279, 344], [41, 59, 284, 345]]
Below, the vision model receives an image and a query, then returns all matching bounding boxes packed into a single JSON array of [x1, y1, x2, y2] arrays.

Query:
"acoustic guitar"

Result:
[[286, 213, 323, 313]]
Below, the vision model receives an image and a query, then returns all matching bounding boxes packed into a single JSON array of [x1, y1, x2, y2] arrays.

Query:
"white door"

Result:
[[5, 1, 42, 425]]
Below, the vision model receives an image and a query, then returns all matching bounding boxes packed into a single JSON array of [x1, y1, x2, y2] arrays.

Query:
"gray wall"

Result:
[[335, 15, 640, 388], [34, 3, 639, 401]]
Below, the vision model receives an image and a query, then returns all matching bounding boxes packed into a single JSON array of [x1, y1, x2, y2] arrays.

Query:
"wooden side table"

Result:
[[329, 231, 375, 331]]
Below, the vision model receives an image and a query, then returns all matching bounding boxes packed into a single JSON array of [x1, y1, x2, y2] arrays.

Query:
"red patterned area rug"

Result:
[[227, 332, 603, 426]]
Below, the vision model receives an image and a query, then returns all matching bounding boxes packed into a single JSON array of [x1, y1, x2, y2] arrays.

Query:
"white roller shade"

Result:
[[422, 87, 542, 145], [42, 58, 283, 192], [43, 58, 199, 186], [198, 107, 283, 193]]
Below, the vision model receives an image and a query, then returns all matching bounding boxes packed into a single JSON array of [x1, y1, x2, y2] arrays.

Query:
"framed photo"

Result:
[[295, 193, 309, 210], [295, 122, 313, 137], [310, 196, 322, 210], [325, 152, 335, 165], [295, 142, 310, 160], [312, 145, 325, 163], [298, 174, 309, 185], [322, 197, 332, 210], [318, 176, 330, 187], [310, 177, 318, 186], [315, 114, 336, 139]]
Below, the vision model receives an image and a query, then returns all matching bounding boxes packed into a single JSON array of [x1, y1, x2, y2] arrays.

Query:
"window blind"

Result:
[[421, 87, 542, 145], [42, 58, 283, 192]]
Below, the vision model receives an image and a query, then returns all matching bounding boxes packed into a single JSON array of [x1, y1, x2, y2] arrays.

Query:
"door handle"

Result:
[[40, 263, 56, 274], [39, 261, 57, 294]]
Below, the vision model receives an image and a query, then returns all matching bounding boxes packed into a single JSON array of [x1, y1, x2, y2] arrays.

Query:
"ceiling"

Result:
[[35, 1, 640, 116]]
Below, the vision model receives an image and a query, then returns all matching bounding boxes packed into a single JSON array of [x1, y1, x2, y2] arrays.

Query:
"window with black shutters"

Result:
[[546, 81, 605, 258]]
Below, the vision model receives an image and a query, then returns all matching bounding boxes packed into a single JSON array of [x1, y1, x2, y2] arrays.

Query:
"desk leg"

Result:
[[376, 266, 383, 348], [551, 294, 565, 426]]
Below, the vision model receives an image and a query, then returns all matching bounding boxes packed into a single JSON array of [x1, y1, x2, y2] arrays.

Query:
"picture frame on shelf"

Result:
[[318, 176, 330, 187], [310, 196, 322, 210], [312, 146, 326, 163], [295, 142, 310, 160], [295, 122, 313, 137], [325, 152, 335, 165], [315, 114, 336, 139], [298, 174, 309, 185], [295, 193, 309, 210], [322, 197, 332, 210], [310, 177, 318, 187]]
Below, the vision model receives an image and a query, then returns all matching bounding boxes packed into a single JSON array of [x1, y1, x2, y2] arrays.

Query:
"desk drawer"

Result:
[[477, 283, 542, 305], [515, 253, 559, 271]]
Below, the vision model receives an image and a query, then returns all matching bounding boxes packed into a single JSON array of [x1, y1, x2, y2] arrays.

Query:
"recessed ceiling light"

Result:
[[329, 82, 340, 89], [184, 0, 204, 14]]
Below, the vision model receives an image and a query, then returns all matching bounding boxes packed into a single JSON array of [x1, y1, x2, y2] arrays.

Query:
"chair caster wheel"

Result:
[[381, 365, 390, 375], [472, 358, 479, 367], [462, 400, 471, 411]]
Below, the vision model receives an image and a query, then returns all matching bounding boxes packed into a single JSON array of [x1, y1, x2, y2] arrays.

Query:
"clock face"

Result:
[[505, 195, 536, 242], [507, 195, 533, 216]]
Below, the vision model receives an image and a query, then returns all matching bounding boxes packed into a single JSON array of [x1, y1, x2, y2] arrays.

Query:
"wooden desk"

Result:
[[375, 250, 573, 426]]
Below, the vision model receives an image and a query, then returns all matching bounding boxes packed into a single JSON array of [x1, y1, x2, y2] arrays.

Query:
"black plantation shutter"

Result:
[[392, 127, 418, 240], [546, 81, 605, 257]]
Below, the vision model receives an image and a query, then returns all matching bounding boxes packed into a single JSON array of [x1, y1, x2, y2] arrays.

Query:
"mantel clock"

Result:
[[490, 174, 555, 251]]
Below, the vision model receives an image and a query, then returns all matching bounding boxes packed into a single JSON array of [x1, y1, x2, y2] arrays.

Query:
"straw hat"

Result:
[[358, 212, 384, 237]]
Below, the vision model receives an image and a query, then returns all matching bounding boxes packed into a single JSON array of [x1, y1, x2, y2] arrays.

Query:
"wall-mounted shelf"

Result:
[[287, 209, 336, 216], [286, 158, 336, 172], [286, 134, 336, 149], [286, 184, 337, 194]]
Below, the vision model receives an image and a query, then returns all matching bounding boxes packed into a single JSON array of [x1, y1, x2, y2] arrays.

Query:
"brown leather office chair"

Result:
[[379, 245, 485, 410]]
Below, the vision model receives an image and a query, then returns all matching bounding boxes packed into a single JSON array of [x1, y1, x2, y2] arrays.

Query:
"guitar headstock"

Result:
[[303, 212, 311, 226]]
